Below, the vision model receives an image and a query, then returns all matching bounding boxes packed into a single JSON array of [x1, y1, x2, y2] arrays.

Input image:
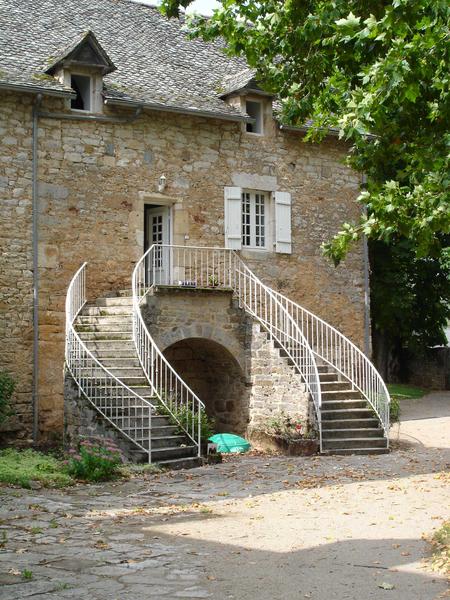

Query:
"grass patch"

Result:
[[426, 521, 450, 575], [387, 383, 426, 401], [0, 449, 73, 488]]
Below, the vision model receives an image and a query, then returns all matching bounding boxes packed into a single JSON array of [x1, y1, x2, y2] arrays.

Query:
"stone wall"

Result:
[[0, 89, 365, 439], [0, 94, 34, 439], [63, 373, 138, 462], [405, 348, 450, 390], [248, 323, 309, 430], [142, 286, 309, 435]]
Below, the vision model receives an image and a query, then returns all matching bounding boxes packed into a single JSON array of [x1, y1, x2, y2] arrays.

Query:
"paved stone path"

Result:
[[1, 393, 449, 599]]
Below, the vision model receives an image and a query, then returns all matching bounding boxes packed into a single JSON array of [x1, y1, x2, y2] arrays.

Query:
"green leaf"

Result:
[[335, 12, 361, 29]]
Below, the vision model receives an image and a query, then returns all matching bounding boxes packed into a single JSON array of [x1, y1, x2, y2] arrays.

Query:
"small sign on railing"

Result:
[[178, 280, 197, 287]]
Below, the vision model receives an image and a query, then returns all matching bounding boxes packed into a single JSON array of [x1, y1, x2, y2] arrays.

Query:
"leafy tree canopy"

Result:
[[370, 237, 450, 352], [162, 0, 449, 264]]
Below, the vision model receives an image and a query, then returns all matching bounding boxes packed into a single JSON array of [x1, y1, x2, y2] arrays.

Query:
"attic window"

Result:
[[246, 100, 263, 134], [70, 74, 91, 111]]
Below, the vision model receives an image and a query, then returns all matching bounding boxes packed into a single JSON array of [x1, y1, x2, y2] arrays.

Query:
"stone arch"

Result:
[[163, 337, 249, 435], [158, 324, 247, 374]]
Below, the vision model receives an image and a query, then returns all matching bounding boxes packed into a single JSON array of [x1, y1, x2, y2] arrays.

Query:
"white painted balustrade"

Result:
[[67, 245, 390, 461], [272, 291, 390, 438], [66, 263, 154, 461], [132, 245, 322, 449]]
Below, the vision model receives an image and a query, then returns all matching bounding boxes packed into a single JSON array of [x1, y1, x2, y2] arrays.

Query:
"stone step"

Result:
[[320, 381, 353, 391], [322, 428, 383, 439], [321, 399, 368, 411], [321, 408, 374, 420], [83, 340, 136, 350], [321, 448, 389, 456], [318, 373, 341, 383], [321, 389, 363, 401], [120, 421, 182, 433], [78, 367, 145, 378], [77, 331, 132, 340], [83, 305, 133, 316], [321, 418, 380, 430], [100, 358, 142, 368], [125, 434, 187, 450], [317, 365, 333, 374], [87, 349, 138, 359], [91, 383, 157, 400], [104, 406, 165, 418], [78, 315, 132, 323], [76, 323, 133, 333], [103, 289, 134, 298], [92, 297, 133, 307], [322, 437, 388, 450], [142, 444, 198, 460]]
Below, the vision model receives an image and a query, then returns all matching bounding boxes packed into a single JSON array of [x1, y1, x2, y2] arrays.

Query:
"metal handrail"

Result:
[[233, 260, 322, 435], [65, 263, 154, 461], [132, 248, 205, 456], [272, 290, 391, 440], [132, 244, 322, 448]]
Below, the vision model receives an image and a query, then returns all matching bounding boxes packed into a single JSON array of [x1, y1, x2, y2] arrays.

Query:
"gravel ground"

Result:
[[0, 393, 449, 599]]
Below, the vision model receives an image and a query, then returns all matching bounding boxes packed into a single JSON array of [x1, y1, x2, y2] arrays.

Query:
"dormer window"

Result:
[[70, 74, 92, 111], [246, 100, 263, 134], [45, 30, 116, 115]]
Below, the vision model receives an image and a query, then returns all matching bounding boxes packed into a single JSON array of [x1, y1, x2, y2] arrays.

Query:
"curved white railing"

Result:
[[272, 291, 390, 439], [132, 250, 205, 456], [233, 256, 322, 438], [132, 245, 322, 446], [65, 263, 155, 461]]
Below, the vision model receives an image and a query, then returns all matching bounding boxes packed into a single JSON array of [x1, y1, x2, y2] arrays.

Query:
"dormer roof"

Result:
[[45, 30, 116, 76], [220, 68, 274, 98]]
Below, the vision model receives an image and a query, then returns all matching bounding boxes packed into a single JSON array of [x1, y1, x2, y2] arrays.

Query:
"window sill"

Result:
[[240, 248, 272, 259]]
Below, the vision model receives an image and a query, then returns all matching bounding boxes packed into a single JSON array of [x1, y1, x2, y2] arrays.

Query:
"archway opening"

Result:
[[163, 338, 249, 435]]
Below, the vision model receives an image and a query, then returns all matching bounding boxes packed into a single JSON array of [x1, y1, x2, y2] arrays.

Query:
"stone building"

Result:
[[0, 0, 389, 460]]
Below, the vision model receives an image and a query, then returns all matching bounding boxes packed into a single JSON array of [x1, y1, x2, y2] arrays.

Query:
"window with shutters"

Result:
[[241, 190, 267, 249], [224, 186, 291, 254]]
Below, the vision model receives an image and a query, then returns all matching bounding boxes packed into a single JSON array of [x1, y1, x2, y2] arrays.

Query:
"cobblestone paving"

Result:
[[0, 395, 449, 599]]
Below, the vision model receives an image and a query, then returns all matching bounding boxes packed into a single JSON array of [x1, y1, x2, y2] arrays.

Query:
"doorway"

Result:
[[144, 204, 171, 285]]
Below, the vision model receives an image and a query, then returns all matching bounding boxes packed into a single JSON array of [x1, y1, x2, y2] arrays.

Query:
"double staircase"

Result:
[[66, 245, 390, 464]]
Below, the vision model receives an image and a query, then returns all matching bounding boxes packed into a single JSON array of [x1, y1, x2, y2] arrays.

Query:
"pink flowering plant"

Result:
[[66, 437, 124, 482], [265, 412, 314, 441]]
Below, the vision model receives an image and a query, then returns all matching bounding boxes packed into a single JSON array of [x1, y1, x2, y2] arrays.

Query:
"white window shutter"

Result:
[[274, 191, 292, 254], [224, 186, 242, 249]]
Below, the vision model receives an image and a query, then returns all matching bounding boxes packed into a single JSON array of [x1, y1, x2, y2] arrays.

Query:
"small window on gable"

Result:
[[70, 74, 92, 111], [246, 100, 263, 134]]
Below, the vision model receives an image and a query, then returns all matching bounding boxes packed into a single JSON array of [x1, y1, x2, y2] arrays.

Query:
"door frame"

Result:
[[144, 203, 172, 253], [144, 203, 173, 285]]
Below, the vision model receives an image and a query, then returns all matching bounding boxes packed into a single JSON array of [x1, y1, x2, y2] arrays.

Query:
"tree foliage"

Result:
[[163, 0, 449, 264], [370, 237, 450, 351]]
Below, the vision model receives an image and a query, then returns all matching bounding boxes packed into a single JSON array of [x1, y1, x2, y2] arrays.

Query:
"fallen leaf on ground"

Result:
[[378, 582, 395, 590]]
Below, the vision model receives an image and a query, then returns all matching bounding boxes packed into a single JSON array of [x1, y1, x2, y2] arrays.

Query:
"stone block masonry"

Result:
[[1, 89, 365, 440], [142, 287, 309, 435]]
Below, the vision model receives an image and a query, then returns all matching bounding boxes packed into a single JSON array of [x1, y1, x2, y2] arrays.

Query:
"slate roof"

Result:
[[220, 68, 271, 98], [0, 0, 253, 120]]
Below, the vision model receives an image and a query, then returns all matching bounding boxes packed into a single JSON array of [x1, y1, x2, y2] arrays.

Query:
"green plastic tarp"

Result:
[[208, 433, 251, 454]]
